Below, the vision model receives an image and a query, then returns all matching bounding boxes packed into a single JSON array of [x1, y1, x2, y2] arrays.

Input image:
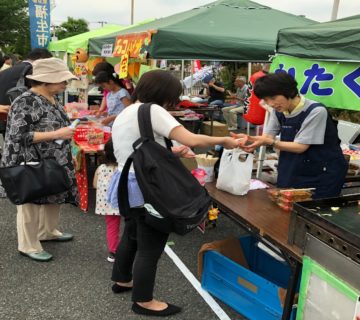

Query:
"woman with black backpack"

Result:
[[110, 70, 240, 317]]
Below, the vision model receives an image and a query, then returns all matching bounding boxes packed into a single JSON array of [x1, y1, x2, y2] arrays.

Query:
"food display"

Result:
[[86, 130, 104, 145], [267, 188, 313, 211], [73, 123, 111, 151]]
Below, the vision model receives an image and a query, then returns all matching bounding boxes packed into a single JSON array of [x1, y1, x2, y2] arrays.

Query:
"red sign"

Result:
[[113, 32, 152, 58]]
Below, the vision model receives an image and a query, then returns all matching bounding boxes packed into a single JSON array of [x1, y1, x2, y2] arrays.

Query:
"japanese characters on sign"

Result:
[[119, 54, 129, 79], [28, 0, 51, 49], [101, 44, 114, 57], [113, 32, 152, 58], [271, 55, 360, 111]]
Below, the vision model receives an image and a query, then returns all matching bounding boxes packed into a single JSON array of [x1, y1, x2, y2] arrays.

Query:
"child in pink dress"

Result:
[[93, 140, 120, 262]]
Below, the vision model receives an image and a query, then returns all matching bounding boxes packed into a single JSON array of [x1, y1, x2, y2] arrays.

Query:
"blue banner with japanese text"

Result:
[[271, 55, 360, 111], [28, 0, 51, 49]]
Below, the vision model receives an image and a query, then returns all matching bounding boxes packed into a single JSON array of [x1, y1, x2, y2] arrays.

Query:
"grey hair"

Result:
[[236, 76, 247, 82]]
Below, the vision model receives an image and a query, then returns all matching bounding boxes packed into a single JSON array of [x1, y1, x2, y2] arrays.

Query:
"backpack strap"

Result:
[[138, 103, 173, 151], [138, 103, 155, 141]]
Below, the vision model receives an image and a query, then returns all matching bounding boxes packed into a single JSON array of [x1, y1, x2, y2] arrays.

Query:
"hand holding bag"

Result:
[[216, 148, 253, 195], [0, 141, 71, 205]]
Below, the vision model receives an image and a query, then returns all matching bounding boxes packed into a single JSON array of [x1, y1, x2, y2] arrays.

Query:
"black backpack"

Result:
[[6, 63, 32, 103], [118, 103, 212, 235]]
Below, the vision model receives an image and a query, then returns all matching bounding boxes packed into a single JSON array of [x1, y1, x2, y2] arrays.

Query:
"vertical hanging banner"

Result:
[[119, 54, 129, 79], [28, 0, 51, 49]]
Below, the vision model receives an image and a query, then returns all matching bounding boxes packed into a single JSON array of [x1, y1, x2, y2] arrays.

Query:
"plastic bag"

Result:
[[216, 148, 253, 195]]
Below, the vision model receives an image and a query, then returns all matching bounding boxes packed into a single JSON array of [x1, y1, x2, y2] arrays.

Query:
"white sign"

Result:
[[101, 44, 113, 57], [182, 66, 213, 89]]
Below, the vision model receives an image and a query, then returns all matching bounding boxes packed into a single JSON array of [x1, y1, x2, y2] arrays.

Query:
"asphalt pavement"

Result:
[[0, 190, 247, 320]]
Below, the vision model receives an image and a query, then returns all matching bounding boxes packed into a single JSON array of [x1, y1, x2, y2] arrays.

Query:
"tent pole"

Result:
[[181, 60, 185, 81], [247, 62, 252, 135], [256, 110, 270, 179], [190, 61, 193, 95]]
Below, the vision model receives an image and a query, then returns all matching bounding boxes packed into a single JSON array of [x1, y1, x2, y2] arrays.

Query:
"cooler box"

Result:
[[201, 121, 228, 136], [201, 235, 298, 320]]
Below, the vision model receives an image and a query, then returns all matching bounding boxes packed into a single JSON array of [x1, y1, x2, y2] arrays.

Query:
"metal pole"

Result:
[[331, 0, 340, 21], [181, 60, 185, 80], [131, 0, 134, 24], [246, 62, 252, 135]]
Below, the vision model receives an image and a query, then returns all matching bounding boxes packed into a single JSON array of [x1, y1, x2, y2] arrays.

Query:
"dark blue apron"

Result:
[[276, 103, 348, 199]]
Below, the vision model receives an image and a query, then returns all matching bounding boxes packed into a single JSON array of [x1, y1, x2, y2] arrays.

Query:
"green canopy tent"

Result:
[[89, 0, 314, 61], [48, 24, 125, 54], [276, 15, 360, 62]]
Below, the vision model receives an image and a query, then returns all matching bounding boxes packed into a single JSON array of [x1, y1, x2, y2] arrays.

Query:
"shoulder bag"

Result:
[[0, 140, 71, 205]]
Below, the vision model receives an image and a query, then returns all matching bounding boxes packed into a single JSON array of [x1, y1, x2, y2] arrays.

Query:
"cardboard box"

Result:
[[201, 121, 229, 136]]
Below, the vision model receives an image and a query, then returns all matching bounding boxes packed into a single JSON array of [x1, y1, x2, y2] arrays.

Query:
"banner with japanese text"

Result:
[[119, 54, 129, 79], [112, 32, 152, 59], [271, 55, 360, 111], [28, 0, 51, 49]]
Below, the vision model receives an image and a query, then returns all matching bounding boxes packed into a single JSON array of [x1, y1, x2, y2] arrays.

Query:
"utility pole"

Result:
[[97, 21, 107, 27], [331, 0, 340, 20], [131, 0, 134, 24]]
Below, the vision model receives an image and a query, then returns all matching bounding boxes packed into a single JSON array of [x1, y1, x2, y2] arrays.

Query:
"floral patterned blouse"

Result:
[[1, 91, 79, 205]]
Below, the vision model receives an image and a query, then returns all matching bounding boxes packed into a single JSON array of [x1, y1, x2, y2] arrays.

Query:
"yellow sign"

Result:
[[119, 54, 129, 79]]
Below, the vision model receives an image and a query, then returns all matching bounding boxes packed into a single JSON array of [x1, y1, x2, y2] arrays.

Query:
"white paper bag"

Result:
[[216, 149, 253, 195]]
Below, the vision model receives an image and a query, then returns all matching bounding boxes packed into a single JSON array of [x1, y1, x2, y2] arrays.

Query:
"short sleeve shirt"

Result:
[[112, 102, 181, 171], [264, 98, 328, 145], [106, 88, 130, 116], [236, 84, 248, 106]]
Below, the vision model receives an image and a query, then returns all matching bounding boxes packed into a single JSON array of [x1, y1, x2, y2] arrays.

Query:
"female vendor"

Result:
[[235, 72, 348, 199]]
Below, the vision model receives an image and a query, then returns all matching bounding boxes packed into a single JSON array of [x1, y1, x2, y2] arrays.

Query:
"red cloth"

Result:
[[76, 150, 88, 212], [243, 70, 267, 125], [177, 100, 208, 108]]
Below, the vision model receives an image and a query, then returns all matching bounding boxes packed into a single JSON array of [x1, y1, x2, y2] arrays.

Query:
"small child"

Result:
[[93, 140, 121, 262]]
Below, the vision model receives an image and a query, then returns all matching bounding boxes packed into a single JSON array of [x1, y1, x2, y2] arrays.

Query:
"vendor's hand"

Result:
[[231, 132, 266, 152], [230, 132, 249, 146], [55, 126, 75, 140], [172, 145, 196, 158], [0, 105, 10, 113]]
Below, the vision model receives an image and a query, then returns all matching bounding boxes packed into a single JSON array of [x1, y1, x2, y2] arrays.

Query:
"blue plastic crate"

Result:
[[201, 235, 298, 320]]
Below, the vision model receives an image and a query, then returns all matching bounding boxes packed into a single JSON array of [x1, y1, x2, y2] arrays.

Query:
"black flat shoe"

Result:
[[111, 283, 132, 293], [132, 302, 181, 317]]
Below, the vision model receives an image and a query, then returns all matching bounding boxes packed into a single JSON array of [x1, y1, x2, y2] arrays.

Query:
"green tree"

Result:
[[0, 0, 30, 57], [56, 17, 89, 40]]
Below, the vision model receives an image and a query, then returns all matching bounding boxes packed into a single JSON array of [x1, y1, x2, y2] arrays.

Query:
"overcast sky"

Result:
[[51, 0, 359, 28]]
